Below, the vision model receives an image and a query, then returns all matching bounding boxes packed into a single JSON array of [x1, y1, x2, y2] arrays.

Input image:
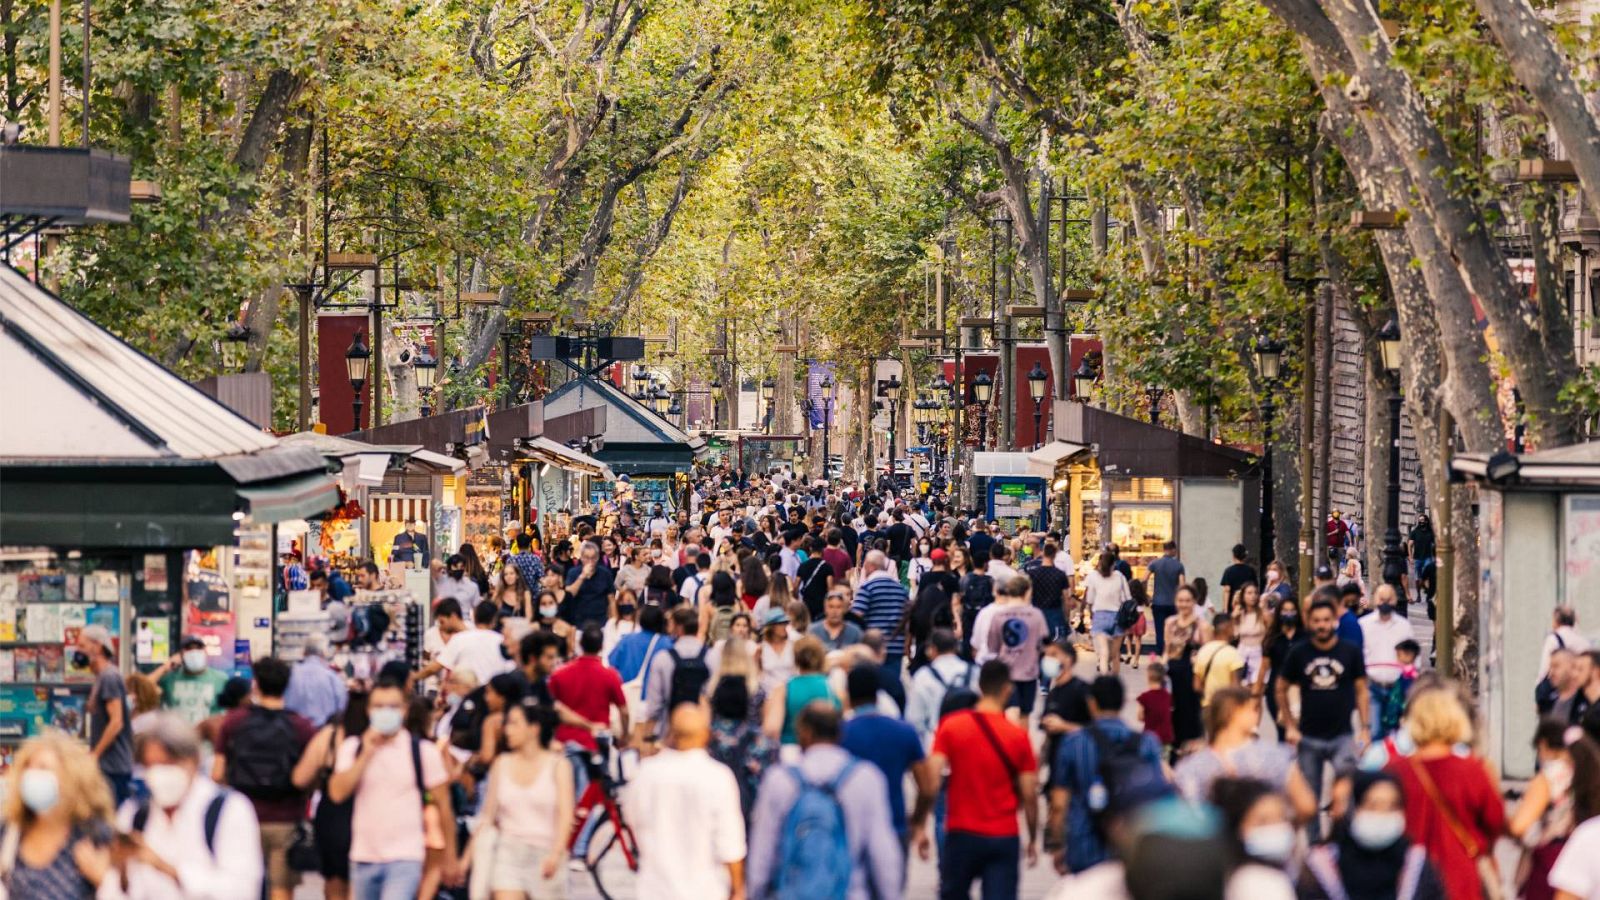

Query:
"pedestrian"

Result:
[[764, 636, 839, 759], [956, 545, 995, 656], [1194, 612, 1245, 709], [1173, 686, 1316, 819], [1027, 540, 1072, 643], [706, 645, 779, 818], [1296, 771, 1446, 899], [1407, 512, 1436, 605], [1135, 660, 1174, 752], [1361, 583, 1416, 740], [924, 660, 1041, 898], [562, 541, 616, 628], [284, 632, 349, 728], [326, 678, 460, 900], [1206, 778, 1301, 893], [638, 606, 712, 746], [1540, 606, 1591, 683], [1263, 560, 1294, 604], [1509, 718, 1586, 899], [1040, 639, 1094, 776], [1258, 594, 1305, 738], [0, 731, 117, 900], [1046, 675, 1165, 875], [417, 600, 512, 687], [908, 548, 960, 669], [115, 712, 264, 898], [459, 542, 493, 597], [756, 607, 796, 694], [809, 587, 863, 652], [291, 690, 364, 900], [496, 559, 536, 621], [1546, 735, 1600, 898], [436, 553, 483, 608], [700, 571, 741, 645], [977, 575, 1048, 717], [748, 703, 903, 900], [602, 587, 640, 658], [1145, 541, 1185, 656], [1336, 583, 1365, 648], [1163, 584, 1210, 754], [1219, 543, 1258, 604], [796, 535, 834, 619], [1324, 511, 1351, 569], [905, 628, 978, 747], [1277, 598, 1370, 841], [618, 545, 651, 596], [151, 635, 229, 726], [1557, 651, 1600, 726], [469, 699, 572, 899], [852, 550, 912, 677], [1384, 687, 1506, 899], [1082, 550, 1132, 676], [1230, 582, 1268, 683], [841, 666, 936, 848], [75, 624, 133, 807], [547, 624, 628, 817], [629, 703, 749, 899], [209, 656, 317, 900]]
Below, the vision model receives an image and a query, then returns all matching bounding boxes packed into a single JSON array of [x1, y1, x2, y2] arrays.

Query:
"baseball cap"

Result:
[[180, 635, 207, 651], [930, 548, 948, 563], [79, 624, 115, 655], [1314, 564, 1335, 579], [760, 609, 790, 629]]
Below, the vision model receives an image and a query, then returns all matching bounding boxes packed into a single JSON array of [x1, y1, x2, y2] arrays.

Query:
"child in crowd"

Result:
[[1381, 639, 1422, 737], [1137, 660, 1175, 752]]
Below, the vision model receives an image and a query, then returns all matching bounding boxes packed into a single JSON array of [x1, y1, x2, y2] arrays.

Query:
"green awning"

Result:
[[595, 443, 696, 476], [238, 472, 341, 524]]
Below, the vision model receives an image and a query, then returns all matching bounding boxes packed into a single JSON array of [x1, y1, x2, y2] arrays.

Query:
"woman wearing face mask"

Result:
[[0, 731, 116, 900], [532, 589, 573, 646], [1210, 777, 1300, 892], [469, 699, 572, 899], [1297, 771, 1445, 899], [1258, 596, 1305, 739], [1383, 687, 1506, 899], [1176, 687, 1317, 823], [1264, 561, 1294, 603], [603, 588, 640, 658], [908, 539, 934, 591], [1510, 719, 1585, 900], [290, 691, 368, 900]]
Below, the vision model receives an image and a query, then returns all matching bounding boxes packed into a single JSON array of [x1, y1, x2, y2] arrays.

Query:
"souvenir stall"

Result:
[[0, 266, 338, 754], [1028, 399, 1259, 583], [541, 375, 708, 513]]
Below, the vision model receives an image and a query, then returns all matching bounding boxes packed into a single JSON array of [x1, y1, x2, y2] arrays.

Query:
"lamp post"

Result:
[[710, 376, 723, 427], [345, 330, 371, 430], [222, 321, 251, 372], [1253, 335, 1286, 566], [760, 377, 775, 433], [884, 374, 902, 473], [820, 375, 834, 476], [414, 349, 439, 417], [1072, 360, 1097, 403], [972, 370, 993, 452], [1146, 386, 1165, 426], [632, 365, 650, 395], [1027, 360, 1048, 449], [1376, 316, 1407, 588]]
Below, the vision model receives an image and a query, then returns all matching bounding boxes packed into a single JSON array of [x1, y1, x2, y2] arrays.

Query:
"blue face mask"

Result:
[[370, 707, 405, 736], [20, 769, 59, 814]]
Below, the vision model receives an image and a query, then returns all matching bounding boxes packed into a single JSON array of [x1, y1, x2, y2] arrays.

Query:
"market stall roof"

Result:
[[0, 264, 337, 546], [1452, 442, 1600, 488], [278, 431, 465, 483], [516, 436, 615, 478], [973, 452, 1037, 478], [1026, 440, 1093, 480], [1050, 399, 1258, 480], [541, 376, 707, 474]]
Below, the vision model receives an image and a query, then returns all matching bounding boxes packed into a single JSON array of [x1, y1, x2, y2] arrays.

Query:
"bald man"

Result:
[[627, 705, 746, 900], [852, 549, 912, 676]]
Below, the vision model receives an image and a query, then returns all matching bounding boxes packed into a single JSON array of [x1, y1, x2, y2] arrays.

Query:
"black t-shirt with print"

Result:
[[1281, 639, 1366, 739]]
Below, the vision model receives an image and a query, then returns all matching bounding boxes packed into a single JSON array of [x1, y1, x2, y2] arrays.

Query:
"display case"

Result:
[[1106, 477, 1175, 579]]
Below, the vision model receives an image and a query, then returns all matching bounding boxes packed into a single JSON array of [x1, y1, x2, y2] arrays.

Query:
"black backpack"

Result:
[[226, 706, 304, 800], [1086, 724, 1160, 836], [961, 572, 994, 611], [449, 686, 490, 753], [928, 663, 980, 721], [666, 646, 711, 710]]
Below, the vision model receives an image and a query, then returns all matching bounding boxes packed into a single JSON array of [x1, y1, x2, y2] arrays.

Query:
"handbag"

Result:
[[1408, 756, 1504, 900], [468, 821, 501, 900], [288, 725, 342, 873]]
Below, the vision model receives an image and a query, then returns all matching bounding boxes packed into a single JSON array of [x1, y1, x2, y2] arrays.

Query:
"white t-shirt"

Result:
[[1054, 550, 1076, 574], [1550, 815, 1600, 898], [437, 628, 513, 685], [628, 748, 747, 900], [986, 560, 1020, 584], [679, 572, 707, 606], [1358, 611, 1416, 684], [1082, 569, 1130, 614]]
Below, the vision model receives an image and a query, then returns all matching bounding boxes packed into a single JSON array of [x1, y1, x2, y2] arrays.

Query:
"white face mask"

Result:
[[1349, 810, 1408, 850], [540, 604, 559, 620], [1039, 657, 1063, 682], [182, 649, 209, 673], [19, 769, 59, 814], [145, 764, 191, 808], [1242, 822, 1296, 863], [369, 707, 405, 736]]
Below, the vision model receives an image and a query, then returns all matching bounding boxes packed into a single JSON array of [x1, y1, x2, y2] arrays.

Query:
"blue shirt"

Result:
[[608, 630, 670, 687], [1051, 718, 1166, 873], [1338, 610, 1364, 649], [283, 656, 348, 728], [851, 575, 911, 654], [510, 551, 545, 590], [840, 708, 924, 836]]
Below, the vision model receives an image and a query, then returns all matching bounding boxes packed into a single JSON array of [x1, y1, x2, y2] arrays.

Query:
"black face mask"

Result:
[[617, 604, 637, 617], [449, 568, 465, 579], [72, 651, 91, 669]]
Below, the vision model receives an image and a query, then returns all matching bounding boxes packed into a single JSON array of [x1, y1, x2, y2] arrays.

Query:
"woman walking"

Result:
[[1296, 771, 1446, 899], [471, 699, 573, 899], [1164, 583, 1210, 757], [1258, 595, 1305, 737], [1083, 550, 1133, 675], [0, 731, 116, 900], [1230, 582, 1269, 684]]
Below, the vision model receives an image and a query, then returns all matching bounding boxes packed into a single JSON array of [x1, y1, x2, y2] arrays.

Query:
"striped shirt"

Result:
[[851, 574, 911, 654]]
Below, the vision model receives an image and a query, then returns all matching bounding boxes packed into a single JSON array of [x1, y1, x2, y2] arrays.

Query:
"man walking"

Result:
[[509, 531, 545, 589], [151, 635, 230, 726], [638, 606, 710, 745], [852, 550, 912, 677], [748, 704, 903, 900], [1359, 584, 1414, 740], [923, 660, 1040, 899], [78, 623, 133, 805], [841, 667, 936, 849], [1276, 598, 1369, 841], [629, 706, 747, 900], [809, 589, 864, 652], [284, 632, 349, 727], [1145, 541, 1185, 655], [1405, 512, 1435, 605]]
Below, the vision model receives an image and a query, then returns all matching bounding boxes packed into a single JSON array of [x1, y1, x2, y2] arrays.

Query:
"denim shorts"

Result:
[[1091, 610, 1122, 636]]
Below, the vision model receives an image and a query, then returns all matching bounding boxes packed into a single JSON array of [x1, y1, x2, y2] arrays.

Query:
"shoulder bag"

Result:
[[1408, 755, 1504, 900]]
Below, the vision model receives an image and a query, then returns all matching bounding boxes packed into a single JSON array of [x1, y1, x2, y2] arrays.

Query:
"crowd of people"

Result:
[[0, 468, 1585, 900]]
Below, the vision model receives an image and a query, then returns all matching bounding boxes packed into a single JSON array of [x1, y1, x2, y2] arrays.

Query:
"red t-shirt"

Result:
[[1387, 753, 1506, 900], [932, 708, 1037, 837], [547, 655, 626, 750], [1137, 688, 1174, 744], [214, 705, 317, 823]]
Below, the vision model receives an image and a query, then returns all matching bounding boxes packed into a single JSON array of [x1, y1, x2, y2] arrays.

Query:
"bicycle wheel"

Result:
[[582, 809, 640, 900]]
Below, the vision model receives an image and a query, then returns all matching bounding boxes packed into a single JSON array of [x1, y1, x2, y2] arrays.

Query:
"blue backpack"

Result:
[[771, 761, 860, 900]]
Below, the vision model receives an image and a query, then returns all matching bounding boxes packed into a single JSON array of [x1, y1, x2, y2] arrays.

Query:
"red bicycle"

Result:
[[568, 731, 638, 900]]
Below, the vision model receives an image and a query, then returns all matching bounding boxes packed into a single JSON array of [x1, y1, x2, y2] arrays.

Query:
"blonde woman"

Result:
[[660, 525, 683, 567], [0, 731, 117, 899]]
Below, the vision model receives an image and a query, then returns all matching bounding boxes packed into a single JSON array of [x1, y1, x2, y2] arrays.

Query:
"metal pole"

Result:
[[298, 285, 312, 429], [352, 390, 364, 431], [1262, 397, 1276, 565], [48, 0, 62, 145], [1436, 407, 1455, 676], [1298, 285, 1316, 597], [81, 0, 90, 147], [1033, 400, 1043, 451], [1381, 391, 1406, 586]]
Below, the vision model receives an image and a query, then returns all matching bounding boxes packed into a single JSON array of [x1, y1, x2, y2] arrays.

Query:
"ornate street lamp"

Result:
[[1377, 317, 1406, 588], [1027, 360, 1049, 449], [760, 377, 775, 433], [414, 349, 439, 417], [820, 375, 835, 474], [345, 330, 371, 430], [632, 365, 650, 393], [1254, 335, 1287, 382], [1072, 360, 1097, 402], [972, 370, 993, 452], [1253, 334, 1287, 567], [884, 374, 902, 469]]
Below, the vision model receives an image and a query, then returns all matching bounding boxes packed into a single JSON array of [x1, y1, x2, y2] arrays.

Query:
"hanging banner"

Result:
[[806, 362, 835, 430]]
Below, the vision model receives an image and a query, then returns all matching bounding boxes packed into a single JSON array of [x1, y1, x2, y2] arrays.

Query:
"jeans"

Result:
[[1152, 606, 1175, 656], [103, 772, 132, 808], [567, 743, 600, 855], [352, 860, 423, 900], [1042, 607, 1067, 643], [933, 786, 948, 859], [1370, 681, 1396, 740], [940, 831, 1020, 900], [882, 652, 904, 681], [1296, 734, 1357, 842]]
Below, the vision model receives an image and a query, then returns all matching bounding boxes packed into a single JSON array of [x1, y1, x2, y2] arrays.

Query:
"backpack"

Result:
[[666, 646, 712, 710], [927, 663, 980, 721], [130, 790, 264, 900], [449, 686, 489, 753], [1085, 724, 1160, 837], [771, 762, 861, 900], [1114, 592, 1141, 632], [707, 605, 738, 644], [225, 706, 304, 800], [961, 572, 994, 611]]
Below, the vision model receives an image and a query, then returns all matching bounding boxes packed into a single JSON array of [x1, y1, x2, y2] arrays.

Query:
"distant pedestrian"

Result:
[[76, 624, 133, 807], [1145, 541, 1185, 656], [852, 550, 912, 676], [284, 632, 349, 728]]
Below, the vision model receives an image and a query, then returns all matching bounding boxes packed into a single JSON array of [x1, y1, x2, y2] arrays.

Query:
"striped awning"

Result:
[[370, 494, 433, 524]]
